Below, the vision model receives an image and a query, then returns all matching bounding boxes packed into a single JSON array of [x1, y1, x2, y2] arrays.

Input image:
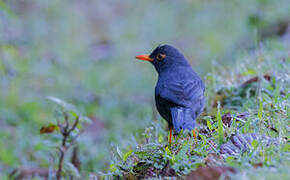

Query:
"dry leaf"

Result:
[[253, 162, 263, 168], [241, 74, 271, 87], [222, 112, 232, 127], [185, 166, 236, 180], [40, 124, 58, 134]]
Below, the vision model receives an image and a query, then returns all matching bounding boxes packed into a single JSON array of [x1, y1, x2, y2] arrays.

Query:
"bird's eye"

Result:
[[156, 53, 166, 61]]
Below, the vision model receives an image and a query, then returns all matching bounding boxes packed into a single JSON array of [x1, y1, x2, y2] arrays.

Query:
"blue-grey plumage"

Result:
[[136, 44, 205, 135], [171, 107, 196, 133]]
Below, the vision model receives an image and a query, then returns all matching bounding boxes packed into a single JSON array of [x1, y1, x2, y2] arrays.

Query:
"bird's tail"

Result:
[[171, 107, 195, 134]]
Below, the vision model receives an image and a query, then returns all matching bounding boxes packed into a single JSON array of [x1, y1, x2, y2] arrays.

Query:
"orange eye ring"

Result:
[[157, 53, 166, 61]]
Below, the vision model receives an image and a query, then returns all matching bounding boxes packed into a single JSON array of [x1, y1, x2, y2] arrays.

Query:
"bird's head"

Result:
[[136, 44, 189, 74]]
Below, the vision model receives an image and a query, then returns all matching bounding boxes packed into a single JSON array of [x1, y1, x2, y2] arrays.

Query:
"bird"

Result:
[[136, 44, 205, 144]]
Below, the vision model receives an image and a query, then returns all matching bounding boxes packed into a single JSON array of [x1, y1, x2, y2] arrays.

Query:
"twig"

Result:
[[56, 147, 65, 180], [68, 116, 79, 135], [71, 146, 81, 171], [56, 113, 80, 180]]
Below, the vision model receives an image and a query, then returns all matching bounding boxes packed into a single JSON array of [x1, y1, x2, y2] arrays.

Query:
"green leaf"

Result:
[[207, 119, 213, 131], [273, 80, 280, 104], [176, 141, 189, 160], [46, 96, 78, 114], [71, 111, 78, 118], [251, 140, 259, 149], [122, 150, 133, 162], [199, 134, 207, 146], [158, 134, 164, 143], [248, 139, 259, 157], [79, 116, 92, 123], [225, 156, 236, 166], [135, 151, 148, 158], [47, 96, 68, 107], [116, 146, 123, 160], [241, 68, 256, 76], [258, 99, 263, 120], [242, 118, 251, 133], [232, 116, 237, 126], [169, 154, 176, 164], [282, 144, 290, 152], [217, 102, 224, 145], [165, 146, 172, 156], [110, 164, 117, 172]]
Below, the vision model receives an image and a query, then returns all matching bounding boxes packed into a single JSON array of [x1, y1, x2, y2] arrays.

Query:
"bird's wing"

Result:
[[158, 79, 204, 107]]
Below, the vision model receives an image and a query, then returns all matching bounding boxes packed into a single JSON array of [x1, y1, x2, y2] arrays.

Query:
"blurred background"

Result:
[[0, 0, 289, 176]]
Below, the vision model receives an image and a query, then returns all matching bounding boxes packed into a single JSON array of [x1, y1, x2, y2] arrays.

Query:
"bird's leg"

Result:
[[192, 129, 197, 141], [169, 128, 172, 145]]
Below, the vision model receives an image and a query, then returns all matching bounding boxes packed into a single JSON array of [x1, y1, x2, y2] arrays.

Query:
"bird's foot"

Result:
[[169, 128, 172, 145], [192, 129, 198, 141]]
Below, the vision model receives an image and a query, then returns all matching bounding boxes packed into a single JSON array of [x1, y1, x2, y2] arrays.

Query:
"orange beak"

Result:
[[135, 54, 153, 61]]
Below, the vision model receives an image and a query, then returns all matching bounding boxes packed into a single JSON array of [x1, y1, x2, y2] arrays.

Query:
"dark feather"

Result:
[[142, 44, 206, 133]]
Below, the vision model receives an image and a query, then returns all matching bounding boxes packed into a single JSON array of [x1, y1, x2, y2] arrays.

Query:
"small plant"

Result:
[[40, 96, 90, 179]]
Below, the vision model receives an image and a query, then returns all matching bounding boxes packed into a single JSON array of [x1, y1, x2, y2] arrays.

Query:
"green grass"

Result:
[[0, 0, 290, 179], [102, 40, 290, 179]]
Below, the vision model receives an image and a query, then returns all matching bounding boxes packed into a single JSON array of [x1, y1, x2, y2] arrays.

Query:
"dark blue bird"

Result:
[[136, 45, 205, 143]]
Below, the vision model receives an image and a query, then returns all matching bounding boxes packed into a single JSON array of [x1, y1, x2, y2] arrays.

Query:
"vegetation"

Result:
[[104, 43, 289, 179], [0, 0, 289, 179]]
